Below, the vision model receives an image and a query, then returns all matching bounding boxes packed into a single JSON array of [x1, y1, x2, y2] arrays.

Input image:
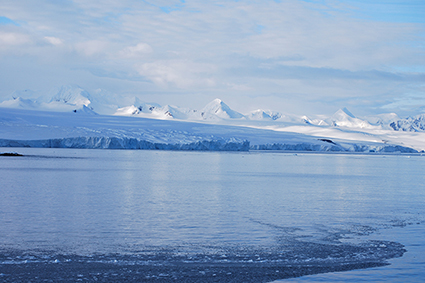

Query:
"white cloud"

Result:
[[74, 40, 109, 57], [44, 36, 63, 46], [381, 86, 425, 113], [120, 42, 153, 58], [227, 83, 252, 91], [137, 60, 216, 88], [0, 31, 31, 46], [221, 2, 423, 70]]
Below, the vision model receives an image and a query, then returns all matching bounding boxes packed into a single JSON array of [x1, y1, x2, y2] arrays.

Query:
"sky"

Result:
[[0, 0, 424, 117]]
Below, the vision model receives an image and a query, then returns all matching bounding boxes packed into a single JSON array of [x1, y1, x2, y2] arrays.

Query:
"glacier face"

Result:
[[0, 136, 417, 153], [0, 137, 250, 151], [250, 142, 417, 153]]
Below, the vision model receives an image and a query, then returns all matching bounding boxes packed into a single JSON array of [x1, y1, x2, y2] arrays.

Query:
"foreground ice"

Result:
[[0, 236, 406, 282]]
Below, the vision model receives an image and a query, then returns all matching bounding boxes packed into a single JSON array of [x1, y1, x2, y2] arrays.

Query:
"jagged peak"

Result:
[[246, 109, 282, 121]]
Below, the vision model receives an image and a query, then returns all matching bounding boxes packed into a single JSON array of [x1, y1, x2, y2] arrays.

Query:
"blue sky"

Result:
[[0, 0, 424, 117]]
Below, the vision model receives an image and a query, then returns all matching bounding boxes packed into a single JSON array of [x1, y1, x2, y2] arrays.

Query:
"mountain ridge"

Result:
[[1, 85, 424, 134]]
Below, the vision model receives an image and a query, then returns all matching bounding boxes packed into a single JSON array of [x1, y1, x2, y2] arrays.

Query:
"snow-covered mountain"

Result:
[[115, 100, 199, 120], [50, 85, 92, 107], [0, 85, 98, 114], [1, 85, 425, 152], [0, 97, 40, 109], [365, 113, 400, 128], [246, 109, 282, 121], [200, 99, 244, 120], [326, 108, 375, 129], [302, 116, 328, 126], [389, 114, 425, 132], [10, 89, 45, 102], [2, 85, 424, 133], [114, 97, 301, 123], [0, 85, 378, 126]]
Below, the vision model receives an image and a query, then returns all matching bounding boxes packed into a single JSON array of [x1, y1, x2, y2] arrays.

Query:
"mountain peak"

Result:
[[212, 98, 222, 104], [50, 85, 91, 107], [334, 107, 355, 118], [201, 99, 244, 119], [246, 109, 282, 121], [328, 107, 377, 129]]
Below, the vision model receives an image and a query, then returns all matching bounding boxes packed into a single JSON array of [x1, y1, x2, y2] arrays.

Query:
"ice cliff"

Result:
[[0, 137, 250, 151]]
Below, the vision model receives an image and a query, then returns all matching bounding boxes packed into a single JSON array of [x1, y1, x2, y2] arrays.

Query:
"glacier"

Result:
[[1, 85, 425, 153], [0, 107, 421, 153]]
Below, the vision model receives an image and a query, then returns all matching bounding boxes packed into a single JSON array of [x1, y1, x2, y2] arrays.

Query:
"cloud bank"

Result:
[[0, 0, 424, 116]]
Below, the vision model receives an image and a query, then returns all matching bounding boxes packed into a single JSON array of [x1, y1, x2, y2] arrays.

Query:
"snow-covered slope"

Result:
[[326, 108, 375, 129], [1, 85, 425, 152], [1, 85, 99, 114], [0, 108, 249, 151], [115, 105, 140, 116], [0, 108, 422, 153], [50, 85, 92, 107], [200, 99, 244, 120], [365, 113, 400, 127], [0, 97, 40, 109], [1, 85, 423, 132], [114, 103, 200, 120], [302, 116, 328, 126], [389, 114, 425, 132], [10, 89, 46, 102], [245, 109, 282, 121]]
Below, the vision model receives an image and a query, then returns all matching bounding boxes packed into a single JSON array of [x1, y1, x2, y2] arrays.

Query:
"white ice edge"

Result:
[[0, 108, 422, 153]]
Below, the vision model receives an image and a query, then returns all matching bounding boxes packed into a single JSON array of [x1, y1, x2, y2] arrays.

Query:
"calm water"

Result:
[[0, 148, 424, 282]]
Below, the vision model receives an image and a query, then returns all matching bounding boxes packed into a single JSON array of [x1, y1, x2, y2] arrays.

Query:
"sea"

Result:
[[0, 148, 424, 282]]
